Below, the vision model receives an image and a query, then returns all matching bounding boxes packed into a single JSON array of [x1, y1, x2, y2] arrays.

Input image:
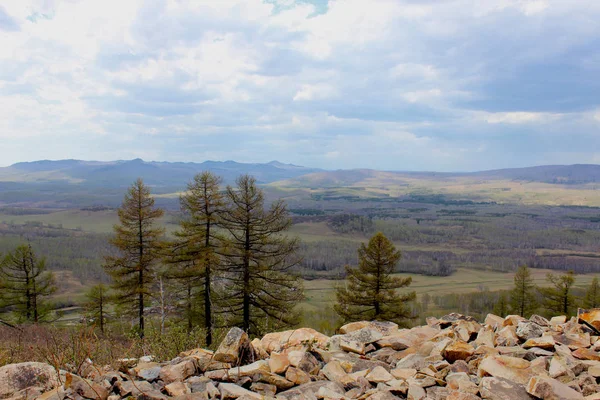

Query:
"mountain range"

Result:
[[0, 159, 322, 187], [1, 159, 600, 208]]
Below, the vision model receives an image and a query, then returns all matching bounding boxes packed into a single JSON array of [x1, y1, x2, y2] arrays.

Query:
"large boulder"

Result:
[[260, 328, 329, 354], [526, 376, 584, 400], [339, 321, 399, 335], [479, 376, 533, 400], [478, 356, 538, 385], [214, 327, 255, 365], [0, 362, 60, 399]]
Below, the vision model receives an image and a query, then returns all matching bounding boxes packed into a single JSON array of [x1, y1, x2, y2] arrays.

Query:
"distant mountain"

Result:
[[2, 160, 600, 209], [275, 164, 600, 187], [0, 159, 322, 188], [469, 164, 600, 184]]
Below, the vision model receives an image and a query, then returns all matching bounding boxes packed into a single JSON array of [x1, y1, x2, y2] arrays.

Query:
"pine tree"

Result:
[[539, 271, 576, 316], [0, 244, 56, 322], [220, 174, 303, 336], [334, 232, 415, 326], [509, 265, 538, 317], [494, 292, 509, 317], [165, 172, 224, 345], [104, 178, 164, 338], [84, 284, 110, 333], [584, 277, 600, 309]]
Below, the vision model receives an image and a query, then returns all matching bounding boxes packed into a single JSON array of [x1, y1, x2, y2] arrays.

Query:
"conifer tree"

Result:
[[584, 277, 600, 309], [509, 265, 538, 317], [0, 244, 56, 322], [104, 178, 164, 338], [84, 284, 110, 333], [165, 172, 224, 345], [494, 292, 509, 317], [334, 232, 415, 326], [220, 174, 303, 336], [539, 271, 576, 316]]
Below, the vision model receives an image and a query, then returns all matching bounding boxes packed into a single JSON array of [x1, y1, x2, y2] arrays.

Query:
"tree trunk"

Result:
[[205, 219, 212, 346], [243, 220, 251, 334]]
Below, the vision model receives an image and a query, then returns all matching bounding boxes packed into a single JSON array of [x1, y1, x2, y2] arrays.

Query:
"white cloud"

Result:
[[293, 83, 337, 101], [483, 112, 562, 124], [0, 0, 599, 169]]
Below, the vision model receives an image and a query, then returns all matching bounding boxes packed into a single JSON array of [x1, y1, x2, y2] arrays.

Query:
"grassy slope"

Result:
[[271, 173, 600, 207]]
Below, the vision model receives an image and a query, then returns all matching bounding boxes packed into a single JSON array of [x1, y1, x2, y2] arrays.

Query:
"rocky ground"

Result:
[[2, 310, 600, 399]]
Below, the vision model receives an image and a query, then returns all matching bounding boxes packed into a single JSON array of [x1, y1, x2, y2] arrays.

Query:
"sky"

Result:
[[0, 0, 599, 171]]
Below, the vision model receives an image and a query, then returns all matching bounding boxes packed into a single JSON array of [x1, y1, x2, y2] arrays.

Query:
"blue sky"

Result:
[[0, 0, 599, 171]]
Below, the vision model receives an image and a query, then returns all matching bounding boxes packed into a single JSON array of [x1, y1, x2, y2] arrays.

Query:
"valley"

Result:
[[2, 160, 600, 332]]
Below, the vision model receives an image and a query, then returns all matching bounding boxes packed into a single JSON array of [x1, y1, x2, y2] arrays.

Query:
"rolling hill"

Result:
[[2, 160, 600, 208]]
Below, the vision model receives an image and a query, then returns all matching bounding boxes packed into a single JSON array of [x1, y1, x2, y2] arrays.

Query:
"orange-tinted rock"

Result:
[[572, 348, 600, 361], [578, 308, 600, 331], [443, 341, 475, 363]]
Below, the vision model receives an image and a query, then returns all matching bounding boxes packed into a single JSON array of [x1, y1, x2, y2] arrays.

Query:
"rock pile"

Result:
[[4, 310, 600, 399]]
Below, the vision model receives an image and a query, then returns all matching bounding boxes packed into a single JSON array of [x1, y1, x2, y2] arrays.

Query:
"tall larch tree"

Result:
[[84, 283, 110, 333], [335, 232, 415, 326], [104, 178, 164, 338], [539, 271, 576, 316], [584, 277, 600, 309], [220, 174, 303, 336], [509, 265, 538, 317], [0, 244, 56, 322], [164, 172, 224, 345]]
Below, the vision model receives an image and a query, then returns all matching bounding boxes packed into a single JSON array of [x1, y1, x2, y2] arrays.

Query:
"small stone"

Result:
[[137, 390, 168, 400], [495, 326, 520, 347], [529, 314, 550, 327], [340, 337, 366, 355], [551, 316, 567, 325], [66, 373, 109, 400], [276, 381, 345, 400], [474, 329, 495, 348], [268, 352, 290, 374], [366, 366, 394, 383], [250, 382, 277, 397], [185, 376, 213, 393], [407, 383, 427, 400], [503, 315, 526, 326], [115, 380, 154, 397], [322, 360, 348, 383], [165, 381, 190, 397], [391, 368, 417, 380], [227, 360, 270, 379], [523, 335, 555, 350], [218, 382, 262, 400], [135, 363, 162, 381], [443, 341, 475, 363], [297, 351, 320, 375], [484, 314, 504, 330], [285, 367, 311, 385], [159, 358, 197, 384], [516, 321, 544, 340]]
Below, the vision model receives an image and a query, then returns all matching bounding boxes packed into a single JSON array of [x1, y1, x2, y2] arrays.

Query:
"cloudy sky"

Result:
[[1, 0, 599, 171]]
